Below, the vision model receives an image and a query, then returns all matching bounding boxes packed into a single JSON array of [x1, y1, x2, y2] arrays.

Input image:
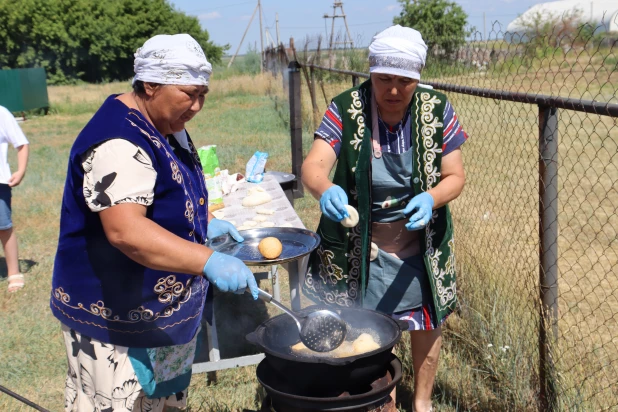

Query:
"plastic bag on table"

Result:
[[197, 145, 224, 211], [245, 151, 268, 183]]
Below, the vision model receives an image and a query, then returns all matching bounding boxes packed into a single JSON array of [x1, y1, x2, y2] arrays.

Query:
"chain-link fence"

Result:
[[265, 23, 618, 411]]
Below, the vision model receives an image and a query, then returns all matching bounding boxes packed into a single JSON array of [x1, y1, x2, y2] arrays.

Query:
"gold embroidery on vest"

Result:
[[171, 161, 183, 183], [419, 93, 443, 189], [344, 225, 362, 306], [349, 91, 365, 152], [417, 92, 457, 312], [184, 199, 195, 222], [317, 247, 344, 283], [53, 274, 194, 323]]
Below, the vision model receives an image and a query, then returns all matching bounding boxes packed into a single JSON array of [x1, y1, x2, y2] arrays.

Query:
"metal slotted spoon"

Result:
[[253, 288, 347, 352]]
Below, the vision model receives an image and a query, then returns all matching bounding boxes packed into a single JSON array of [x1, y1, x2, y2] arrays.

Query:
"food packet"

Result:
[[197, 145, 224, 210], [197, 145, 220, 178], [246, 151, 269, 183]]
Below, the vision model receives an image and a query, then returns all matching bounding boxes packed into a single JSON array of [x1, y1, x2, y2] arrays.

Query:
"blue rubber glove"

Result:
[[403, 192, 434, 231], [202, 251, 259, 299], [207, 218, 244, 242], [320, 185, 349, 222]]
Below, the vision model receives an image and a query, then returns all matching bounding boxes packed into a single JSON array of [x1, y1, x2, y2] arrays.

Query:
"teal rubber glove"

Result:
[[403, 192, 434, 231], [320, 185, 349, 222], [202, 252, 259, 299], [207, 218, 244, 242]]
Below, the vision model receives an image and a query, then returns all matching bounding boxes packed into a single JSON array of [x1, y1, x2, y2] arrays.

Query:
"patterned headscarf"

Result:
[[133, 34, 212, 86], [368, 25, 427, 80]]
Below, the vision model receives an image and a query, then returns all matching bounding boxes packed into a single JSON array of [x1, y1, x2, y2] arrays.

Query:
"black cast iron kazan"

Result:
[[246, 306, 409, 393]]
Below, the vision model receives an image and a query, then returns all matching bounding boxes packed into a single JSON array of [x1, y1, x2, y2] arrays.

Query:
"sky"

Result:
[[170, 0, 549, 54]]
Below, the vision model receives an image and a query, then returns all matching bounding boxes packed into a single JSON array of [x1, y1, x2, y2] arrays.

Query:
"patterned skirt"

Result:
[[61, 324, 188, 412]]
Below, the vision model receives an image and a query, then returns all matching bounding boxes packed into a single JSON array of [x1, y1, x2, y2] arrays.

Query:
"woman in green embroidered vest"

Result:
[[302, 25, 467, 412]]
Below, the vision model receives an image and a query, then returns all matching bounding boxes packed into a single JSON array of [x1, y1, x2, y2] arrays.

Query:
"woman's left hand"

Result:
[[207, 218, 244, 242], [403, 192, 434, 231]]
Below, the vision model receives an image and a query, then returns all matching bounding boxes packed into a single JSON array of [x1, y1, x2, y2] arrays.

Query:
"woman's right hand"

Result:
[[320, 185, 350, 222], [202, 252, 259, 300]]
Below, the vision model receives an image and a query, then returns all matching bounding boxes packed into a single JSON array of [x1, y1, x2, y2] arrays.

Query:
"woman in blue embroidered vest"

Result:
[[50, 34, 260, 412], [302, 26, 467, 412]]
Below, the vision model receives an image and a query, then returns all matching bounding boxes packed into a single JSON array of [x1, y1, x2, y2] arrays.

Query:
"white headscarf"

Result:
[[368, 25, 427, 80], [133, 34, 212, 86]]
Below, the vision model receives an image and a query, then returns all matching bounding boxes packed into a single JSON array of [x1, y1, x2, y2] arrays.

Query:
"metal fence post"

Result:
[[309, 66, 319, 129], [538, 105, 559, 411], [288, 60, 304, 200]]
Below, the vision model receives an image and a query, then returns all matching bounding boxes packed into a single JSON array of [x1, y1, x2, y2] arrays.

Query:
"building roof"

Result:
[[506, 0, 618, 33]]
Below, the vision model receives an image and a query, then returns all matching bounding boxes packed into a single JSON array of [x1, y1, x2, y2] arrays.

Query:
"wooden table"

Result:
[[192, 174, 308, 376]]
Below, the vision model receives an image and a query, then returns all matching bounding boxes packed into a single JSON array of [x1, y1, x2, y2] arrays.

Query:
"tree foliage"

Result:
[[0, 0, 228, 84], [394, 0, 470, 59]]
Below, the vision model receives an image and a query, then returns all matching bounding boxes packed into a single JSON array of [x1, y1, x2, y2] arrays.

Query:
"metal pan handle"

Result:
[[246, 331, 260, 346], [247, 287, 273, 302], [395, 319, 410, 331]]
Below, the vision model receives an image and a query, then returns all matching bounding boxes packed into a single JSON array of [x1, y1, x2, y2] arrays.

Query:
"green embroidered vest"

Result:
[[303, 80, 458, 322]]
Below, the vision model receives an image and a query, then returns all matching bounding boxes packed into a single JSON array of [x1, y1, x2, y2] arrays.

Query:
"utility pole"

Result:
[[265, 28, 276, 48], [258, 0, 264, 73], [323, 1, 354, 52], [276, 13, 281, 45], [483, 12, 486, 41], [227, 3, 259, 68]]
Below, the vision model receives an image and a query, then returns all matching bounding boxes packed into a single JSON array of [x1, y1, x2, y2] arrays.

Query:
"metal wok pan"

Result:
[[246, 306, 408, 391]]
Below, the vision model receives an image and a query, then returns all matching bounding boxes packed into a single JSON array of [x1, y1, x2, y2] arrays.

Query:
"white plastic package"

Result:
[[246, 151, 269, 183]]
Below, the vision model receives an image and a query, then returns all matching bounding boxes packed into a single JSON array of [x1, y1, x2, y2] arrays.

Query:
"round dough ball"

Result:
[[341, 205, 359, 228], [352, 333, 380, 354], [253, 215, 268, 222], [258, 237, 283, 259], [256, 208, 275, 215]]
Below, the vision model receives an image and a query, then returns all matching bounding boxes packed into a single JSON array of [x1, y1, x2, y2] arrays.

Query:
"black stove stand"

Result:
[[249, 354, 402, 412]]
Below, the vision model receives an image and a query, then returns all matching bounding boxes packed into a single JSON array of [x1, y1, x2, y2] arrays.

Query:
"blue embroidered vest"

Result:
[[50, 95, 210, 348]]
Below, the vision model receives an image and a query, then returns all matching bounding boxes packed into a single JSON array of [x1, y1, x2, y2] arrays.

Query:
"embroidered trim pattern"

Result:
[[416, 92, 457, 312], [427, 238, 457, 311], [369, 55, 424, 73], [348, 91, 365, 153], [171, 161, 183, 183], [345, 225, 362, 305], [184, 199, 195, 223], [317, 246, 345, 284], [419, 93, 443, 189], [154, 275, 193, 304], [305, 245, 355, 307], [306, 245, 356, 307], [53, 274, 194, 324], [51, 298, 202, 334]]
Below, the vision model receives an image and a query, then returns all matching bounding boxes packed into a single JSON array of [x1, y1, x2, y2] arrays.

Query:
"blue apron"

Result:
[[363, 95, 430, 314]]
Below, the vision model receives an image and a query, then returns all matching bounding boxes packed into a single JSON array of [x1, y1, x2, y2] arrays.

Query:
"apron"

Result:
[[363, 95, 430, 314]]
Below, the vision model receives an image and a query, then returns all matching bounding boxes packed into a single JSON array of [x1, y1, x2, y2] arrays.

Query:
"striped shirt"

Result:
[[315, 100, 468, 157]]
